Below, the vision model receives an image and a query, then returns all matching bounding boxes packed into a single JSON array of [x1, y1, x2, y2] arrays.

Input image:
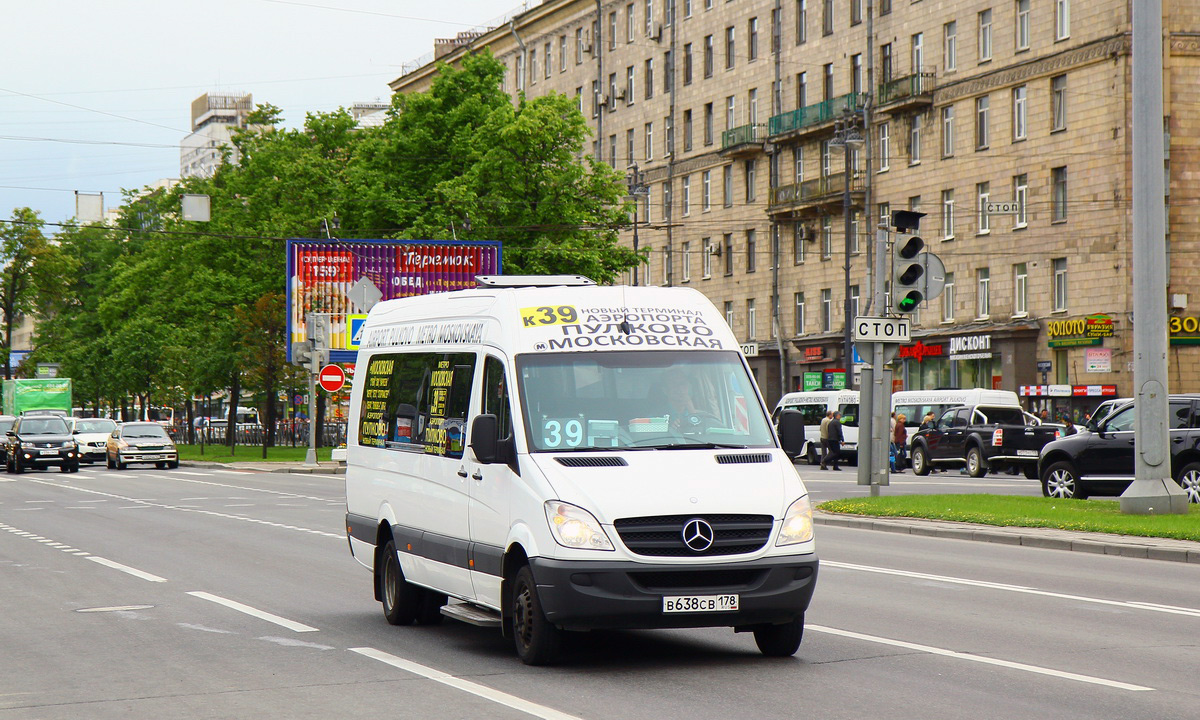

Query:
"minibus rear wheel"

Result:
[[379, 539, 418, 626]]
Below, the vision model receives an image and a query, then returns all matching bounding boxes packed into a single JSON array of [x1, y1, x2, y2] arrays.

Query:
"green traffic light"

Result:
[[897, 291, 923, 312]]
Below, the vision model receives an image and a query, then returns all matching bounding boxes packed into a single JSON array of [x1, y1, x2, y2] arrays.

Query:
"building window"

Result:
[[820, 139, 832, 177], [704, 35, 714, 78], [878, 122, 890, 171], [702, 170, 712, 210], [941, 105, 955, 157], [529, 49, 537, 85], [1053, 257, 1067, 311], [748, 88, 758, 124], [683, 43, 693, 85], [796, 71, 807, 108], [941, 189, 955, 240], [626, 129, 635, 166], [723, 234, 734, 274], [821, 289, 832, 331], [684, 109, 693, 151], [748, 17, 759, 60], [725, 95, 736, 130], [1013, 173, 1028, 228], [1016, 0, 1030, 51], [975, 95, 989, 149], [850, 211, 861, 254], [745, 160, 757, 202], [725, 26, 735, 69], [645, 122, 654, 160], [909, 113, 922, 164], [1052, 166, 1067, 222], [793, 222, 806, 263], [515, 55, 525, 91], [645, 58, 654, 100], [625, 66, 635, 105], [911, 32, 924, 73], [771, 8, 782, 54], [821, 216, 832, 258], [1051, 74, 1067, 132], [1013, 262, 1027, 316], [849, 285, 860, 319], [880, 42, 893, 83], [797, 0, 807, 44], [682, 176, 691, 216], [977, 182, 990, 234], [1012, 85, 1027, 141], [746, 229, 757, 272], [722, 165, 733, 207], [822, 0, 833, 36], [684, 0, 692, 18], [851, 53, 862, 95], [794, 292, 806, 335], [665, 115, 673, 156], [978, 9, 992, 62], [977, 268, 990, 318], [702, 237, 713, 277], [645, 0, 655, 37], [823, 63, 834, 101], [944, 21, 957, 71], [747, 299, 757, 339], [704, 102, 714, 145], [725, 301, 735, 327], [1055, 0, 1070, 40], [880, 0, 891, 14], [609, 134, 617, 166], [682, 241, 692, 281], [942, 272, 955, 322]]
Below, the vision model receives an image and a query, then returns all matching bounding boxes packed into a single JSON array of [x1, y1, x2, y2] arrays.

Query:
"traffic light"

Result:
[[890, 211, 945, 315]]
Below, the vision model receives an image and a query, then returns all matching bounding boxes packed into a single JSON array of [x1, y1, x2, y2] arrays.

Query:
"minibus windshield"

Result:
[[517, 350, 775, 451]]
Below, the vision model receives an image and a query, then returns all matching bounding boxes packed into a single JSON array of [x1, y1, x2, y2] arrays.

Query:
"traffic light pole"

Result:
[[857, 222, 892, 495], [304, 349, 319, 468]]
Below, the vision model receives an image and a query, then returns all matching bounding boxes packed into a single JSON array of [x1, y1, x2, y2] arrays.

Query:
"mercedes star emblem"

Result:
[[681, 518, 715, 552]]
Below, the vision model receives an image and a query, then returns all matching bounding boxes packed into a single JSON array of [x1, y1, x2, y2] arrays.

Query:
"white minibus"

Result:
[[771, 390, 860, 464], [345, 276, 818, 665]]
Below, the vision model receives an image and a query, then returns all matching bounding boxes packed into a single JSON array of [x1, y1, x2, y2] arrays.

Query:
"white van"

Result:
[[771, 390, 860, 464], [345, 276, 817, 664], [891, 389, 1021, 445]]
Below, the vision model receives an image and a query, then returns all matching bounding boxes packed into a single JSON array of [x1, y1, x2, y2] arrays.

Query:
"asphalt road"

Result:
[[2, 464, 1197, 719]]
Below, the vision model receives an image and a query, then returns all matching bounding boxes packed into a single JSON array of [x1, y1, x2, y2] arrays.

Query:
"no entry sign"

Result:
[[318, 364, 346, 393]]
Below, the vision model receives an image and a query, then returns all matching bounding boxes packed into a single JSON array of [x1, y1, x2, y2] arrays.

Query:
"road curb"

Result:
[[815, 511, 1200, 564], [179, 460, 344, 476]]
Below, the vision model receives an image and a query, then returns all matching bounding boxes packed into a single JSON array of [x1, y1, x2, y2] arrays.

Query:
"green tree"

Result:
[[0, 208, 59, 379]]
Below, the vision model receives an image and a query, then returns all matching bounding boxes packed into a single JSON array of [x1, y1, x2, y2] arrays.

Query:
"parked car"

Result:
[[106, 422, 179, 470], [0, 415, 14, 465], [68, 416, 118, 464], [4, 415, 80, 473], [1038, 395, 1200, 503], [910, 404, 1059, 479]]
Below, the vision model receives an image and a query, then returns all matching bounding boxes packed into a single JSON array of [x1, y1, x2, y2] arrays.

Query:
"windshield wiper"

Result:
[[658, 441, 750, 450]]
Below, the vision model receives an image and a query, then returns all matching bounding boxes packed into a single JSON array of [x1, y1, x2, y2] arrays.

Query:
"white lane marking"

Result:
[[173, 471, 212, 476], [146, 475, 338, 504], [180, 497, 211, 501], [78, 605, 155, 613], [187, 591, 318, 633], [225, 504, 254, 507], [823, 561, 1200, 619], [87, 556, 168, 583], [808, 624, 1153, 692], [28, 479, 341, 539], [350, 647, 583, 720], [214, 470, 249, 475]]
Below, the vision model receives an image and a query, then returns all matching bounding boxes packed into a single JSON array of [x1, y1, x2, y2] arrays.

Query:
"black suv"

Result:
[[1038, 394, 1200, 502], [5, 415, 80, 473]]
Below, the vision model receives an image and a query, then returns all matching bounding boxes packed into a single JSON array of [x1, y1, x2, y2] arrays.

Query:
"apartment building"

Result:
[[391, 0, 1200, 416]]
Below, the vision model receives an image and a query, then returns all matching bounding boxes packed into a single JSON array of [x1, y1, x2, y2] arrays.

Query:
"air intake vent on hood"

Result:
[[715, 453, 773, 465], [554, 456, 628, 467]]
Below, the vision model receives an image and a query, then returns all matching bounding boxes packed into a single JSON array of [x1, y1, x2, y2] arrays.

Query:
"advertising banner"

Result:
[[286, 239, 502, 362]]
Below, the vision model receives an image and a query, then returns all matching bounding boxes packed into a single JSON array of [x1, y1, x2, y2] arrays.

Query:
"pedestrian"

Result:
[[823, 411, 844, 471], [892, 413, 908, 472], [919, 411, 936, 431], [1060, 413, 1077, 436], [1039, 408, 1050, 423], [818, 411, 832, 470]]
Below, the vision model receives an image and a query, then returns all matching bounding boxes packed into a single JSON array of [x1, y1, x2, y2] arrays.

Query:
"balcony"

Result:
[[877, 71, 935, 113], [768, 93, 864, 139], [768, 171, 864, 214], [720, 123, 767, 157]]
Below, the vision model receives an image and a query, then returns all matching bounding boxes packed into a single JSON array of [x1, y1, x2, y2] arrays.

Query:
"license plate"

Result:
[[142, 455, 161, 460], [663, 594, 739, 613], [1016, 449, 1038, 457], [40, 449, 59, 456]]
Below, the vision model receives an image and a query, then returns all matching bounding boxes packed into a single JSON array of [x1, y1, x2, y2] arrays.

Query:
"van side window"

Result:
[[482, 357, 513, 441], [357, 352, 477, 458]]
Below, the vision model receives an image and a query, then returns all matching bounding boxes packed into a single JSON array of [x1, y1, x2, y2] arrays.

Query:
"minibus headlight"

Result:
[[776, 496, 814, 546], [544, 501, 614, 551]]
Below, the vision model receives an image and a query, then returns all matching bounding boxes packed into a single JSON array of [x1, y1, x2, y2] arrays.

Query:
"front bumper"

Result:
[[528, 553, 818, 631], [16, 448, 78, 467], [118, 451, 178, 465]]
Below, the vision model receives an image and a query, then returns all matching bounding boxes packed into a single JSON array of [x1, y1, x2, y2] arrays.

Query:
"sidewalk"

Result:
[[180, 460, 345, 475], [816, 510, 1200, 564]]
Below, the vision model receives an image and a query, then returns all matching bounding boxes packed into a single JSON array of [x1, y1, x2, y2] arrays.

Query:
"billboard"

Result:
[[287, 239, 502, 362]]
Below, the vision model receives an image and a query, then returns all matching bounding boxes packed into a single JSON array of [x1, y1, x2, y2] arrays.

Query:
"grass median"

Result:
[[176, 444, 336, 464], [819, 495, 1200, 542]]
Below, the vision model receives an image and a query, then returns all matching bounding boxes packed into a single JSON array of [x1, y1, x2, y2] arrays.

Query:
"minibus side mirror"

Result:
[[470, 414, 500, 464], [778, 409, 806, 458]]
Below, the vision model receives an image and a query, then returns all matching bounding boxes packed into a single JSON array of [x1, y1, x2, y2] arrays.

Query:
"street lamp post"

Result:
[[830, 109, 864, 390], [628, 163, 649, 286]]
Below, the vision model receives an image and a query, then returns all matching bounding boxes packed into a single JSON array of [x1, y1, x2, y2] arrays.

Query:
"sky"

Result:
[[0, 0, 524, 225]]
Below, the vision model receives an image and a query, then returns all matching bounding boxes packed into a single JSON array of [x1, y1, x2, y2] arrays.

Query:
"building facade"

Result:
[[180, 93, 254, 179], [391, 0, 1200, 416]]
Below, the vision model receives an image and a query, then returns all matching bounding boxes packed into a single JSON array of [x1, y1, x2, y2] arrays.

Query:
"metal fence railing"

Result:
[[182, 422, 348, 447]]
